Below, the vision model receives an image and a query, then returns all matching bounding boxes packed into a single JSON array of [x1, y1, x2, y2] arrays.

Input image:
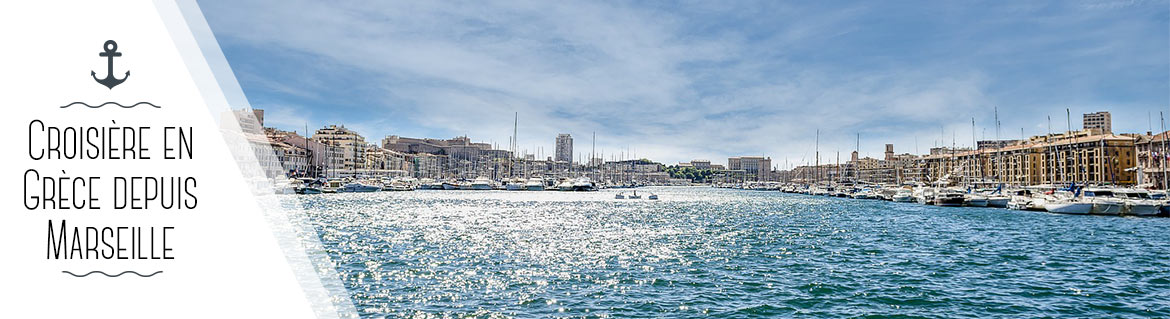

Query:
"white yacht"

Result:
[[556, 179, 575, 191], [382, 179, 414, 191], [342, 181, 381, 193], [1083, 188, 1124, 215], [810, 186, 829, 196], [524, 178, 545, 191], [1006, 197, 1031, 210], [1043, 198, 1093, 215], [442, 181, 460, 190], [504, 178, 526, 191], [323, 179, 345, 193], [1114, 189, 1160, 216], [470, 177, 493, 190], [986, 194, 1010, 208], [570, 178, 597, 191], [964, 193, 989, 207], [892, 189, 915, 202], [852, 189, 878, 200], [914, 187, 935, 205], [934, 189, 966, 207], [417, 178, 443, 190]]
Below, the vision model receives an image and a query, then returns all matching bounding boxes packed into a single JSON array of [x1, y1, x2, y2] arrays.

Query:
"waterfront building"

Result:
[[271, 141, 311, 177], [691, 160, 712, 170], [851, 156, 894, 184], [929, 146, 972, 156], [314, 125, 368, 174], [381, 135, 515, 179], [229, 109, 290, 179], [409, 153, 447, 179], [1134, 131, 1169, 187], [363, 147, 411, 177], [919, 130, 1136, 186], [266, 128, 335, 178], [555, 134, 573, 163], [228, 108, 265, 134], [728, 156, 772, 181], [601, 159, 667, 184], [976, 140, 1018, 150], [1084, 111, 1112, 134]]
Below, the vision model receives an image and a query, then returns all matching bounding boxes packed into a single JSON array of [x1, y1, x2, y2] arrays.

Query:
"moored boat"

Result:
[[524, 178, 546, 191], [470, 177, 493, 190], [934, 189, 965, 207], [964, 193, 989, 207], [1044, 199, 1093, 215]]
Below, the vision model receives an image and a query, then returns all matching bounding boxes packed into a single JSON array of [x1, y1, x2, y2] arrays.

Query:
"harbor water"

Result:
[[297, 187, 1170, 318]]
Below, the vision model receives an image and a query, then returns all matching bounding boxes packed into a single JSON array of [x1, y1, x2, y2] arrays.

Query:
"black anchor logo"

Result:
[[91, 40, 129, 89]]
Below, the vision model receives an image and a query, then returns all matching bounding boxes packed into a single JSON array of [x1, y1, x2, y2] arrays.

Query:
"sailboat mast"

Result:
[[513, 112, 518, 178], [815, 129, 820, 184], [995, 107, 1001, 184], [971, 118, 977, 186], [1053, 115, 1062, 183], [1161, 112, 1168, 190]]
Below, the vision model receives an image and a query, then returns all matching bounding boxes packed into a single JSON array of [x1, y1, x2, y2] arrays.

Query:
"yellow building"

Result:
[[917, 130, 1136, 186]]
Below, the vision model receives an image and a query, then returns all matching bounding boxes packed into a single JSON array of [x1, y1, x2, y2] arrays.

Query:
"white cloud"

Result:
[[201, 0, 1167, 166]]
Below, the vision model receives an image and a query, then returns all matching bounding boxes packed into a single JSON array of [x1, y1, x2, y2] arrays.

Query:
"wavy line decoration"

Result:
[[58, 101, 162, 109], [62, 270, 163, 278]]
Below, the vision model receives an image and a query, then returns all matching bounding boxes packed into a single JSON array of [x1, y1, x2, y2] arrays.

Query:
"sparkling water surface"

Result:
[[297, 187, 1170, 318]]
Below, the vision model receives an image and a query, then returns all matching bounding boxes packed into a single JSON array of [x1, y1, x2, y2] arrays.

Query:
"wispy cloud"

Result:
[[201, 0, 1168, 166]]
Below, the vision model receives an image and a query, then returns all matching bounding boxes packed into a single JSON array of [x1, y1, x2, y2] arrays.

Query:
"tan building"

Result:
[[691, 159, 712, 170], [728, 156, 772, 181], [409, 153, 447, 179], [1084, 111, 1112, 134], [313, 125, 368, 174], [919, 130, 1136, 186], [1134, 131, 1170, 188]]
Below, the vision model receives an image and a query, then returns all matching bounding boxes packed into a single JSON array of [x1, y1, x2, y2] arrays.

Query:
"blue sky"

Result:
[[201, 0, 1168, 167]]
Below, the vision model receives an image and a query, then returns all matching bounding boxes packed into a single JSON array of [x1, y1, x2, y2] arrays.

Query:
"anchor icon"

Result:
[[91, 40, 129, 89]]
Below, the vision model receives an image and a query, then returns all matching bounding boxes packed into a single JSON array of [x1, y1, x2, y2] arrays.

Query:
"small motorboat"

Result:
[[648, 193, 658, 200], [934, 189, 965, 207], [987, 195, 1010, 208], [524, 178, 545, 191], [615, 193, 626, 199], [964, 194, 989, 207], [342, 182, 381, 193], [1044, 199, 1093, 215]]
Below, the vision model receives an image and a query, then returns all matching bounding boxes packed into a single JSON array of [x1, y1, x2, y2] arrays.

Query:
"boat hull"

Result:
[[297, 187, 322, 194], [1045, 203, 1092, 215], [1090, 203, 1123, 215], [987, 198, 1010, 208], [1125, 204, 1160, 216]]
